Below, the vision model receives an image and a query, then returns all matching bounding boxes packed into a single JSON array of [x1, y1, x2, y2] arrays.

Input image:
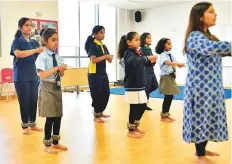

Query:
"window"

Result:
[[80, 58, 90, 67], [62, 58, 79, 68], [99, 5, 117, 82], [58, 1, 117, 78], [58, 0, 79, 47], [79, 2, 96, 57], [59, 47, 78, 57], [58, 1, 79, 67], [59, 1, 96, 67]]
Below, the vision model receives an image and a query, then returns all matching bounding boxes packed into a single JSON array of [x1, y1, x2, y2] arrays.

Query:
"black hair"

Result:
[[84, 25, 105, 54], [41, 28, 57, 46], [155, 38, 170, 54], [39, 28, 46, 37], [140, 32, 151, 47], [15, 17, 30, 39], [117, 32, 138, 59]]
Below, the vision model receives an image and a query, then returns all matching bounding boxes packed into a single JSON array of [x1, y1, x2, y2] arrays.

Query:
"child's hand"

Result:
[[177, 63, 185, 68], [36, 47, 44, 53], [105, 54, 113, 60], [153, 56, 158, 61], [148, 56, 157, 63], [56, 65, 67, 72], [58, 64, 67, 72]]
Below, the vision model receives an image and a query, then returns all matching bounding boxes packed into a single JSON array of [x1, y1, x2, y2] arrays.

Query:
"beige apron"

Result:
[[159, 75, 179, 95], [38, 81, 63, 117]]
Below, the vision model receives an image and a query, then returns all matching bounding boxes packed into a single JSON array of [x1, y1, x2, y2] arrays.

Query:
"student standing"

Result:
[[155, 38, 185, 122], [36, 28, 68, 154], [85, 25, 113, 123], [140, 32, 158, 110], [118, 32, 157, 138]]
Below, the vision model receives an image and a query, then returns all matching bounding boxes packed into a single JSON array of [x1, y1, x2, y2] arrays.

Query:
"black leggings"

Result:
[[128, 104, 146, 131], [44, 117, 61, 146], [162, 95, 173, 113], [195, 141, 208, 156]]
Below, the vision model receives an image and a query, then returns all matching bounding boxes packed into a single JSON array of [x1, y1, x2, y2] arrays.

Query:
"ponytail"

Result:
[[14, 30, 22, 39], [117, 32, 138, 59], [118, 35, 128, 59], [39, 28, 46, 37], [84, 35, 94, 54]]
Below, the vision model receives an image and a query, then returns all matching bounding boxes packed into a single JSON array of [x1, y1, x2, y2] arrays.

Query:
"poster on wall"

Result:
[[30, 18, 58, 42]]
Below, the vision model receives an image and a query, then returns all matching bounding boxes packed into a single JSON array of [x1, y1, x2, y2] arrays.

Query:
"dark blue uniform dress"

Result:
[[87, 40, 110, 117], [10, 36, 40, 129], [140, 46, 158, 100]]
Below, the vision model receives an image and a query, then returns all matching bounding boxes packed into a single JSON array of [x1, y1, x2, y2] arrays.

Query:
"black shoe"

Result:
[[146, 107, 153, 110]]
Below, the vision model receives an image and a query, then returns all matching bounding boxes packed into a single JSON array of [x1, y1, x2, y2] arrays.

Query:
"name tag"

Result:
[[89, 61, 96, 74], [57, 81, 61, 86]]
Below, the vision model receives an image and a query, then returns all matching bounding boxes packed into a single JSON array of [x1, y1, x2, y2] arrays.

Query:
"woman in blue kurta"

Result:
[[85, 25, 113, 123], [182, 2, 231, 163], [10, 18, 44, 134]]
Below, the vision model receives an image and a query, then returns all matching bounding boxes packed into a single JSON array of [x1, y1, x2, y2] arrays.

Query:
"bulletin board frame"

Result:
[[30, 18, 58, 42]]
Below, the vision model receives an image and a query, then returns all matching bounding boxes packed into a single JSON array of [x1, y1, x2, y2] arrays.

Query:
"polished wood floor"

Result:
[[0, 92, 231, 164]]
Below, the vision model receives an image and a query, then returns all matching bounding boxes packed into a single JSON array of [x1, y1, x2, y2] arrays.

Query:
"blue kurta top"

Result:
[[183, 31, 231, 143]]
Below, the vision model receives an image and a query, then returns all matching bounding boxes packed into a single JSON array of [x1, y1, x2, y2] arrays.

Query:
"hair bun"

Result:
[[39, 28, 45, 36]]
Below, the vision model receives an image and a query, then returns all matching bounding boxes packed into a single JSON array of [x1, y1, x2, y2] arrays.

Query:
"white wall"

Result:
[[126, 1, 232, 87], [0, 1, 58, 70], [0, 1, 58, 96], [116, 8, 133, 80]]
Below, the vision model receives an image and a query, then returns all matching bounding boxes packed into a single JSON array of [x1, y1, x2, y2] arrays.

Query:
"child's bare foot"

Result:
[[53, 144, 68, 151], [94, 117, 105, 123], [44, 146, 58, 154], [135, 128, 145, 134], [30, 126, 43, 132], [196, 156, 210, 164], [161, 117, 173, 122], [22, 128, 30, 135], [101, 114, 110, 118], [128, 131, 142, 139]]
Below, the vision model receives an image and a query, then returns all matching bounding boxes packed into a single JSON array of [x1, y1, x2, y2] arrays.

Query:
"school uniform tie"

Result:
[[52, 53, 61, 91], [167, 53, 176, 73]]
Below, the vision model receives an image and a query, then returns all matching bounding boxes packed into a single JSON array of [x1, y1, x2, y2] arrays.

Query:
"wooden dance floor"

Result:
[[0, 92, 231, 164]]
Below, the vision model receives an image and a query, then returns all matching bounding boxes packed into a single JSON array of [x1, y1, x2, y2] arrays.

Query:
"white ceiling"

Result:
[[79, 0, 189, 10], [0, 0, 191, 10]]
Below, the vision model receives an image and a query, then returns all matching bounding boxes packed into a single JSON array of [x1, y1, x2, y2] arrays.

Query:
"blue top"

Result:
[[159, 51, 177, 76], [10, 36, 40, 81], [35, 48, 62, 83], [88, 42, 110, 73], [124, 48, 150, 91]]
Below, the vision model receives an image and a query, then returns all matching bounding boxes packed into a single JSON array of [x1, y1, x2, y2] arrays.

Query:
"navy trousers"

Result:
[[14, 81, 39, 128], [88, 73, 110, 116], [145, 73, 158, 100]]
